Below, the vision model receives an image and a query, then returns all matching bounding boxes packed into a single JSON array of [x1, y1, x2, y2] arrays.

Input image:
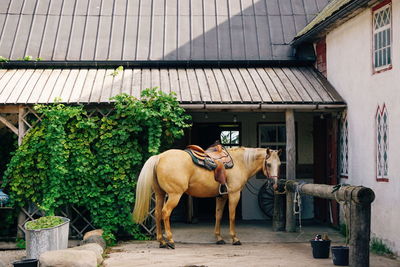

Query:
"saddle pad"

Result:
[[184, 149, 217, 171]]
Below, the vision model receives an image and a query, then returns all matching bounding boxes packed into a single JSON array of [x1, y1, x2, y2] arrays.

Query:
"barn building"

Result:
[[293, 0, 400, 255], [4, 0, 394, 252]]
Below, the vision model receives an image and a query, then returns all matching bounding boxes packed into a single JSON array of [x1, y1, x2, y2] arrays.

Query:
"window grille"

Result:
[[339, 111, 348, 178], [373, 2, 392, 71], [376, 104, 389, 181]]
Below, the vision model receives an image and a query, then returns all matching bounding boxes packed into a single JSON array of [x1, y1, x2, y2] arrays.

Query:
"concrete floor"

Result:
[[103, 221, 400, 267], [171, 220, 345, 244]]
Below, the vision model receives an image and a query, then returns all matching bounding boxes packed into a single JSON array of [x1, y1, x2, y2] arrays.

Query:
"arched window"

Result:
[[376, 104, 388, 181], [339, 111, 348, 178]]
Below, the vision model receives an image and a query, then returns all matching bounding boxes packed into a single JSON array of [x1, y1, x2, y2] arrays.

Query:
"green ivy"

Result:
[[3, 88, 191, 243]]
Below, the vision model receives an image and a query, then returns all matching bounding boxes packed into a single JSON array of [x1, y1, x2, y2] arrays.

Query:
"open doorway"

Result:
[[313, 115, 339, 226]]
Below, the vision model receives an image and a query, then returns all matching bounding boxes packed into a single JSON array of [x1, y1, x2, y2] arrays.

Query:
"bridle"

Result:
[[263, 153, 280, 180]]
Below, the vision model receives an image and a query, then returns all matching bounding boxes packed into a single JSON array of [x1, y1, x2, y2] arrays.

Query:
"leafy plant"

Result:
[[370, 237, 394, 257], [0, 56, 9, 62], [4, 88, 191, 243], [110, 66, 124, 77], [15, 238, 26, 249], [25, 216, 64, 230]]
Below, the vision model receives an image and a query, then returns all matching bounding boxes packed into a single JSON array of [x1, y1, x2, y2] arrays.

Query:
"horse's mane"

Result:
[[228, 147, 260, 166]]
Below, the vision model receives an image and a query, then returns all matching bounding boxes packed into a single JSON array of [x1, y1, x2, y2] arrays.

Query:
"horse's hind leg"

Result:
[[214, 196, 227, 244], [154, 192, 167, 248], [162, 193, 182, 249]]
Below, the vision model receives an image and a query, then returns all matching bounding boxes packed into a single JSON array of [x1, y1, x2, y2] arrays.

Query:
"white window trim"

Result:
[[373, 2, 392, 72]]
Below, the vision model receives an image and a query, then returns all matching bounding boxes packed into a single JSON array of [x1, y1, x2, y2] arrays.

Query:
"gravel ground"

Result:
[[0, 250, 25, 267], [103, 241, 400, 267]]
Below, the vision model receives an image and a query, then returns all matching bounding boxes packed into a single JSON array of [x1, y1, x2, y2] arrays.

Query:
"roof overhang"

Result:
[[292, 0, 378, 46], [0, 67, 346, 111]]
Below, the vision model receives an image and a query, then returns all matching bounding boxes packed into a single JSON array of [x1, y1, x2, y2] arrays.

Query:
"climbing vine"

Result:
[[4, 88, 191, 243]]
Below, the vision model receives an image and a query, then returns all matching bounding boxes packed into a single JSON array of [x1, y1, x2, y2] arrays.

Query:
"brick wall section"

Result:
[[315, 37, 327, 77]]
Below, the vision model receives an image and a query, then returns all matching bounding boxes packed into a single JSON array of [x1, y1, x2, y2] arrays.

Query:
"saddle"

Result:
[[185, 141, 234, 194]]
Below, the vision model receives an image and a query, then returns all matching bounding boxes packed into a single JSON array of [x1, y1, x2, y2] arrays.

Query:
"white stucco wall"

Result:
[[326, 2, 400, 254]]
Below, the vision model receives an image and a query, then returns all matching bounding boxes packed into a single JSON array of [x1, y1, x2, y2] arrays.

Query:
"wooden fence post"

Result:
[[285, 181, 375, 267], [285, 110, 296, 232], [350, 202, 371, 267], [272, 193, 285, 231]]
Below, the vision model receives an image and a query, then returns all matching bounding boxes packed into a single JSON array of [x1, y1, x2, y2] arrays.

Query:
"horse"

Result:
[[132, 147, 281, 249]]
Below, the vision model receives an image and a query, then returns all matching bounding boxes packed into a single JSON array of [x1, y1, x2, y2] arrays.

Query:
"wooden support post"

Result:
[[18, 106, 27, 145], [16, 106, 27, 238], [285, 110, 296, 232], [272, 193, 285, 231], [350, 202, 371, 267]]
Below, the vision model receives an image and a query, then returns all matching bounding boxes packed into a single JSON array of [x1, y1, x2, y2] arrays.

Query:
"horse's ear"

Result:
[[277, 149, 282, 156], [266, 148, 271, 156]]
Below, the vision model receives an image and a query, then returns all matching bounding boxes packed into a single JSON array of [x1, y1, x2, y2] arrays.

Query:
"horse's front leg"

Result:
[[162, 193, 182, 249], [214, 195, 228, 244], [228, 191, 241, 245]]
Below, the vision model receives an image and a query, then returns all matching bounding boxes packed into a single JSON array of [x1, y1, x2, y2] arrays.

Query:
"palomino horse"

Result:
[[133, 147, 281, 248]]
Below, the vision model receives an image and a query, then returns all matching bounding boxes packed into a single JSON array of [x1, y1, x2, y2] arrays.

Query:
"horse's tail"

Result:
[[132, 155, 159, 224]]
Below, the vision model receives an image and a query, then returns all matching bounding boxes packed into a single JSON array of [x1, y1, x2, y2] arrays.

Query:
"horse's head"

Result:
[[262, 148, 282, 190]]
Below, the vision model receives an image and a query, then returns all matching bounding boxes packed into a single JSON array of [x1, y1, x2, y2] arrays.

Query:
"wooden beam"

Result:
[[18, 106, 27, 145], [0, 105, 19, 114], [0, 114, 18, 135], [285, 181, 375, 204], [285, 110, 296, 232], [286, 181, 375, 267]]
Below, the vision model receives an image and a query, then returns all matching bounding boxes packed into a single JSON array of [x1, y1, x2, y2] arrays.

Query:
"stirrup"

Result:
[[219, 184, 229, 195]]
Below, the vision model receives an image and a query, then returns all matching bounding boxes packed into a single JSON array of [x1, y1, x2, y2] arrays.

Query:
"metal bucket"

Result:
[[25, 216, 70, 259]]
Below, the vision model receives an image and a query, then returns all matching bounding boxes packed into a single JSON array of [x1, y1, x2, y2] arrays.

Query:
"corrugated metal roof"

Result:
[[0, 0, 331, 62], [0, 67, 343, 105]]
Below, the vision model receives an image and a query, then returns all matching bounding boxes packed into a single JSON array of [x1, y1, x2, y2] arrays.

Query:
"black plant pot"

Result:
[[12, 259, 38, 267], [331, 246, 349, 266], [310, 240, 331, 258]]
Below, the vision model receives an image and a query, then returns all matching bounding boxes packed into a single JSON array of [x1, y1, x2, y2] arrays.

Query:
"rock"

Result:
[[39, 249, 97, 267], [83, 229, 103, 240], [71, 243, 104, 265], [80, 235, 106, 250], [0, 259, 6, 267]]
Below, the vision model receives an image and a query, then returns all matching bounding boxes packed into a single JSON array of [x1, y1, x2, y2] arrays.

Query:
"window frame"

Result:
[[375, 104, 389, 182], [372, 0, 392, 74], [219, 125, 241, 148], [339, 111, 349, 179]]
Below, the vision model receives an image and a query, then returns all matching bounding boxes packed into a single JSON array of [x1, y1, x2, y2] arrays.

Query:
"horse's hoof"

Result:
[[167, 242, 175, 249], [216, 240, 226, 245], [233, 240, 242, 245], [159, 243, 168, 248]]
